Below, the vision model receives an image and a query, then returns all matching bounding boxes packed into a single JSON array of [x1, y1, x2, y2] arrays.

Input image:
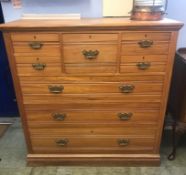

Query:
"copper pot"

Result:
[[131, 0, 167, 21]]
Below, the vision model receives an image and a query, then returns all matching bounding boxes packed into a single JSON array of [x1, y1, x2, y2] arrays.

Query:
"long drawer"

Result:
[[20, 82, 163, 95], [31, 135, 155, 154], [25, 109, 160, 125], [29, 124, 156, 136], [22, 94, 162, 105]]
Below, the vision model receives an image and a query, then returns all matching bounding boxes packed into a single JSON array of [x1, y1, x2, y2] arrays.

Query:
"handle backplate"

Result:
[[82, 50, 99, 59], [32, 63, 46, 71], [118, 113, 133, 121], [29, 42, 43, 49], [48, 85, 64, 94], [119, 84, 135, 93], [137, 62, 151, 70], [118, 139, 130, 146], [138, 40, 153, 48], [52, 113, 66, 121], [56, 139, 69, 147]]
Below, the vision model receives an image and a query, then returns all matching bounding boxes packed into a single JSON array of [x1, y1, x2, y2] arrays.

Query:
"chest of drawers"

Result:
[[0, 18, 183, 166]]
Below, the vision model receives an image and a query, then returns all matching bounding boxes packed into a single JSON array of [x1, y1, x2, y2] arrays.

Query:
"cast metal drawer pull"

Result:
[[52, 113, 66, 121], [32, 63, 46, 71], [118, 113, 133, 121], [48, 85, 64, 94], [119, 85, 135, 93], [82, 50, 99, 59], [29, 42, 43, 49], [137, 62, 151, 70], [138, 40, 153, 48], [118, 139, 129, 146], [56, 139, 69, 147]]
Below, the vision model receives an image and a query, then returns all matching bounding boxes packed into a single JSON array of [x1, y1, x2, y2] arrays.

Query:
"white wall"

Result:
[[166, 0, 186, 48], [1, 0, 102, 22], [1, 0, 185, 47]]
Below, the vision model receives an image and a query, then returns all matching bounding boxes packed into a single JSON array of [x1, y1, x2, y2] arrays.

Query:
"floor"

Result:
[[0, 118, 186, 175]]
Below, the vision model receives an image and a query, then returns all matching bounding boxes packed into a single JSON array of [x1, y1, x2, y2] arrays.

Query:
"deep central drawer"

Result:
[[63, 44, 117, 63]]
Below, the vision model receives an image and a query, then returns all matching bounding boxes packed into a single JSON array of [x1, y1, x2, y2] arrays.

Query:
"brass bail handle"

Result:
[[29, 42, 43, 49], [119, 84, 135, 93], [118, 113, 133, 121], [52, 113, 66, 121], [48, 85, 64, 94], [32, 63, 46, 71], [82, 50, 99, 59], [56, 139, 69, 147], [118, 139, 129, 146], [137, 62, 151, 70], [138, 40, 153, 48]]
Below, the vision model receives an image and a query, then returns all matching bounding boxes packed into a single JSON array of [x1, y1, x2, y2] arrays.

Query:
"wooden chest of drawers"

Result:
[[0, 18, 183, 166]]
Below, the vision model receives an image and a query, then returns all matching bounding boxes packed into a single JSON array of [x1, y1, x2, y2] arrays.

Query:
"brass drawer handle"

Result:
[[118, 113, 133, 121], [32, 63, 46, 71], [137, 62, 151, 70], [52, 113, 66, 121], [118, 139, 129, 146], [29, 42, 43, 49], [138, 40, 153, 48], [48, 85, 64, 94], [82, 50, 99, 59], [119, 84, 135, 93], [56, 139, 69, 147]]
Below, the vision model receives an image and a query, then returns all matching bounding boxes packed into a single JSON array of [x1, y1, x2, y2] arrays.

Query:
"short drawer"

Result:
[[26, 110, 160, 125], [65, 64, 116, 74], [15, 56, 61, 64], [13, 42, 61, 57], [122, 32, 171, 41], [120, 63, 166, 73], [121, 55, 167, 63], [31, 136, 155, 154], [63, 33, 118, 42], [122, 42, 169, 55], [11, 33, 59, 42], [17, 64, 62, 76], [63, 44, 117, 63], [21, 82, 163, 95]]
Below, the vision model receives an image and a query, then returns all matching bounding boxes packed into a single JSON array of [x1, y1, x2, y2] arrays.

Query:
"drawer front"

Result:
[[122, 32, 171, 41], [122, 42, 169, 55], [121, 55, 167, 63], [11, 33, 59, 42], [65, 64, 116, 74], [25, 102, 161, 111], [22, 94, 162, 105], [13, 43, 61, 57], [17, 64, 62, 76], [63, 33, 118, 42], [29, 125, 156, 136], [26, 110, 160, 125], [31, 136, 155, 154], [120, 63, 166, 73], [19, 75, 165, 84], [21, 82, 163, 95], [63, 44, 117, 63], [15, 56, 61, 64]]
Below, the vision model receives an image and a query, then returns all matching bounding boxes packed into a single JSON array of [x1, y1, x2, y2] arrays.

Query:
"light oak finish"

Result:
[[63, 33, 118, 42], [0, 18, 183, 166]]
